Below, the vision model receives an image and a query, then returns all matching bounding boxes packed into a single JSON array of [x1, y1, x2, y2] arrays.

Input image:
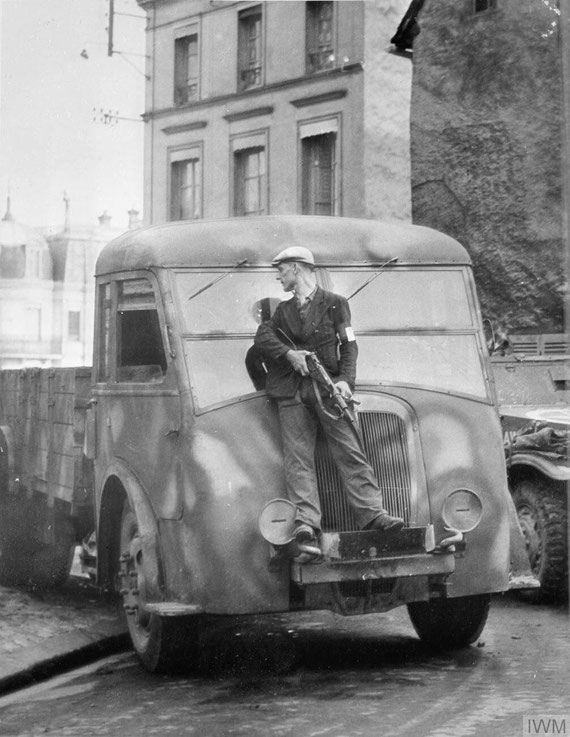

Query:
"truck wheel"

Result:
[[119, 502, 199, 673], [0, 473, 33, 586], [407, 594, 491, 649], [512, 478, 568, 603], [0, 504, 33, 586], [30, 517, 76, 588]]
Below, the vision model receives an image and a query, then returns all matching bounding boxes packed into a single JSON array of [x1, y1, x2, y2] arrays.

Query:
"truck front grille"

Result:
[[315, 411, 412, 532]]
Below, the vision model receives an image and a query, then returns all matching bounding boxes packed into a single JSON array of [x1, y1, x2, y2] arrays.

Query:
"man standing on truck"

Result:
[[254, 247, 404, 561]]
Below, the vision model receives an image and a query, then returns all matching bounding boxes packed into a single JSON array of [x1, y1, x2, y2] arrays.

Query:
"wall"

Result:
[[411, 0, 565, 332], [364, 0, 412, 221], [139, 0, 412, 224]]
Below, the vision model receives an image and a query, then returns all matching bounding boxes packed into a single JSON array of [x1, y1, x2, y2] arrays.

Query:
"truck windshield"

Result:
[[173, 267, 488, 407]]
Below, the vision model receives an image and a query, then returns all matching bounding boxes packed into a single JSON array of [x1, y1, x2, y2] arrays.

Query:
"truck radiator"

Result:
[[315, 411, 412, 532]]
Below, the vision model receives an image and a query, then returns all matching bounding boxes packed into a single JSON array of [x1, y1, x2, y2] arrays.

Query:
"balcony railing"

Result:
[[307, 48, 335, 72], [174, 82, 198, 106], [239, 65, 262, 89]]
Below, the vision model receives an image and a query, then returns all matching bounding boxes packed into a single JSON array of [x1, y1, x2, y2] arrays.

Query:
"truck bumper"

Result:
[[291, 551, 456, 585], [290, 527, 455, 585]]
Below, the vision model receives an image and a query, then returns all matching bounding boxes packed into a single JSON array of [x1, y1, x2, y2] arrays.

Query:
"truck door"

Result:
[[93, 275, 183, 521]]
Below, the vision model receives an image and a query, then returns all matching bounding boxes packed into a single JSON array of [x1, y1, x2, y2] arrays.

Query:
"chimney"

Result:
[[128, 207, 141, 229], [98, 210, 112, 227]]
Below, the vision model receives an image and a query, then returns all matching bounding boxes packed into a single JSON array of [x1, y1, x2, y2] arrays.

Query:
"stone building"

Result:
[[135, 0, 412, 224], [398, 0, 567, 333], [0, 199, 56, 367], [0, 199, 133, 368]]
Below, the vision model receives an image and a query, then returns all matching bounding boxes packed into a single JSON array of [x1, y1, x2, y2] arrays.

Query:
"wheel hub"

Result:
[[119, 537, 151, 634]]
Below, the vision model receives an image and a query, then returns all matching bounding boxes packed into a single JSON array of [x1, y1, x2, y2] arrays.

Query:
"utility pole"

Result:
[[108, 0, 115, 56]]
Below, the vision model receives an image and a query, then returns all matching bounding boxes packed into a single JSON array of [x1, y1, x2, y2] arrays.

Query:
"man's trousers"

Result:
[[277, 384, 387, 531]]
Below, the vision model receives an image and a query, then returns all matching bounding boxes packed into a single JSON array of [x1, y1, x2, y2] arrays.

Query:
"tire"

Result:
[[0, 495, 34, 586], [512, 477, 568, 603], [30, 517, 76, 588], [119, 502, 200, 673], [0, 508, 33, 586], [407, 594, 491, 649], [0, 496, 75, 589]]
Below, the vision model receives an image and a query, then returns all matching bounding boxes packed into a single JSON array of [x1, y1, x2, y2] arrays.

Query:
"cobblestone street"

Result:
[[0, 554, 126, 693]]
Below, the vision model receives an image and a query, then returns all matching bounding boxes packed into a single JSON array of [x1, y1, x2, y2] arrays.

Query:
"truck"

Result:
[[0, 216, 536, 672], [492, 350, 569, 602]]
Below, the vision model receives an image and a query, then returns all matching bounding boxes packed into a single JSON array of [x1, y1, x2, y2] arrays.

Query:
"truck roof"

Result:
[[95, 216, 471, 275]]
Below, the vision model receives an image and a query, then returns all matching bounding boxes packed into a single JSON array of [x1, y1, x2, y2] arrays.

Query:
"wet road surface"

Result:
[[0, 594, 568, 737]]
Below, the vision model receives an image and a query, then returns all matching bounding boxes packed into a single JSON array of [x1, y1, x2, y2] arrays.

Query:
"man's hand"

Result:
[[334, 381, 352, 400], [286, 349, 311, 375]]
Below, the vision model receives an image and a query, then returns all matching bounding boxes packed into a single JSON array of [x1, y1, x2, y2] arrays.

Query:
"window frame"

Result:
[[298, 116, 341, 216], [94, 273, 172, 387], [27, 248, 42, 279], [237, 4, 264, 91], [67, 310, 81, 341], [230, 129, 269, 217], [168, 144, 203, 221], [174, 29, 200, 105], [306, 0, 335, 74]]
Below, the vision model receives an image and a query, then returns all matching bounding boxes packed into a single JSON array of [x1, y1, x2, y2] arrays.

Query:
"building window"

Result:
[[24, 307, 42, 340], [174, 32, 199, 105], [27, 249, 41, 279], [301, 130, 338, 215], [171, 153, 202, 220], [238, 6, 263, 91], [68, 310, 81, 341], [474, 0, 497, 12], [306, 1, 334, 73], [234, 147, 266, 216]]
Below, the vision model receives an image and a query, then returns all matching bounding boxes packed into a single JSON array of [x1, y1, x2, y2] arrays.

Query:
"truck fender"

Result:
[[0, 425, 16, 495], [510, 454, 570, 483], [98, 460, 164, 601]]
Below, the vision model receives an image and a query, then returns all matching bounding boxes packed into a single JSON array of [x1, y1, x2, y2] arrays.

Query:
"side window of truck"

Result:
[[97, 277, 168, 384], [117, 279, 167, 383]]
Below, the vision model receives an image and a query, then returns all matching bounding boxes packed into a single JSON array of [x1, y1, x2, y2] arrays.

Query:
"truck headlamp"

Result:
[[442, 489, 482, 533], [258, 498, 296, 545]]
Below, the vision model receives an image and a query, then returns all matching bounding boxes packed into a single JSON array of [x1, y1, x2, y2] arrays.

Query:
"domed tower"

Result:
[[0, 198, 58, 367]]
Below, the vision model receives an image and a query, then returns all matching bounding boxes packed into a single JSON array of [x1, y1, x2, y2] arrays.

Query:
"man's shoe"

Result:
[[293, 524, 321, 563], [364, 513, 405, 532], [294, 523, 317, 544]]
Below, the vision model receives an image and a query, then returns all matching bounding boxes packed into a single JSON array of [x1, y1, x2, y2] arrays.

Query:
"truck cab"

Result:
[[86, 216, 532, 671]]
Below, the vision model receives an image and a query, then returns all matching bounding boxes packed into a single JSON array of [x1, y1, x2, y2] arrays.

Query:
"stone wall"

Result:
[[411, 0, 565, 332]]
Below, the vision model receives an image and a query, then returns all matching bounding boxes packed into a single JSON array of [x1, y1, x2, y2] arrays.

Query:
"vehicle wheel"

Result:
[[407, 594, 491, 649], [30, 517, 76, 588], [512, 477, 568, 603], [0, 498, 33, 586], [119, 502, 200, 673]]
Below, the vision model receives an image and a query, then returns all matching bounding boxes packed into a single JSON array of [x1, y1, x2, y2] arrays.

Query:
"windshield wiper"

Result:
[[187, 259, 248, 301], [346, 257, 398, 300]]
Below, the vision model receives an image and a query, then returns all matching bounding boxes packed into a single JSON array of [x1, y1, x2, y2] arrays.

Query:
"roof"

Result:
[[0, 198, 53, 280], [95, 216, 471, 276]]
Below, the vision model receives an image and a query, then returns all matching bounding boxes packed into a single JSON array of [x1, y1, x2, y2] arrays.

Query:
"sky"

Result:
[[0, 0, 146, 231]]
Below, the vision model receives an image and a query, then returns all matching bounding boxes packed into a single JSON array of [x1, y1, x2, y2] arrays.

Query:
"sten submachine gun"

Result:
[[305, 352, 363, 444]]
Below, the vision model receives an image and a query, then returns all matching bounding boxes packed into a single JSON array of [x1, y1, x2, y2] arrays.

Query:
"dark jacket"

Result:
[[254, 286, 358, 399]]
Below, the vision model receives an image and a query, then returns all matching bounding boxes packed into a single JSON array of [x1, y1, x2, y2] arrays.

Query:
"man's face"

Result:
[[276, 262, 296, 292]]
